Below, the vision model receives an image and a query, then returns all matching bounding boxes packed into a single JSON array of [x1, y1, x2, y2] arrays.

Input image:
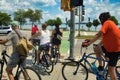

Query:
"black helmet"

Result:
[[99, 12, 110, 21]]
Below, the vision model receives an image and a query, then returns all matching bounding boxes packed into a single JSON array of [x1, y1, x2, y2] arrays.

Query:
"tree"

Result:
[[0, 12, 11, 26], [93, 19, 100, 31], [25, 8, 42, 26], [55, 17, 62, 25], [86, 21, 92, 31], [45, 17, 62, 29], [110, 16, 118, 25], [14, 9, 26, 29]]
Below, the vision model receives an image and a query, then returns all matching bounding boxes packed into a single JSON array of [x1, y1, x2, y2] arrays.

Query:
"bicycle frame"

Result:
[[80, 52, 109, 79]]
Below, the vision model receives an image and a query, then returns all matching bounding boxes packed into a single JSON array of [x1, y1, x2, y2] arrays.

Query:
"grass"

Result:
[[60, 31, 95, 54], [61, 38, 69, 54]]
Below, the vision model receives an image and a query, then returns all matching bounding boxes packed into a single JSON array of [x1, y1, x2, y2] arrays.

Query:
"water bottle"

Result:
[[91, 62, 98, 73]]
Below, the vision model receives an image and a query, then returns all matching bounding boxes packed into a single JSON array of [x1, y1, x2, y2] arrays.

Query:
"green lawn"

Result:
[[60, 31, 94, 54], [61, 38, 69, 54]]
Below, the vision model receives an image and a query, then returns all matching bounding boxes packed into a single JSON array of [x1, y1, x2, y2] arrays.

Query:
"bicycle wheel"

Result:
[[41, 53, 54, 73], [31, 48, 37, 64], [51, 47, 59, 65], [115, 58, 120, 79], [62, 61, 88, 80], [18, 66, 41, 80]]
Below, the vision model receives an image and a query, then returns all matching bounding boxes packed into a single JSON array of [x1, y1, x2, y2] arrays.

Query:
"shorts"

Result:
[[105, 52, 120, 66], [38, 43, 50, 51], [7, 52, 26, 68], [32, 39, 40, 45]]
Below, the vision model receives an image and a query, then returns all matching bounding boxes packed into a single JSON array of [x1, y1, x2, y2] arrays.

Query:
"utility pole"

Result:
[[68, 9, 75, 60], [77, 6, 81, 36]]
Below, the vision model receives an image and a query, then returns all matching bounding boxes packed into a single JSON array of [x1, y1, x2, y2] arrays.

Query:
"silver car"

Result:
[[0, 26, 12, 34]]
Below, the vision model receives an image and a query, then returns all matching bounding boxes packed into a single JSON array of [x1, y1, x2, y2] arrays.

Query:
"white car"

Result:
[[0, 26, 12, 34]]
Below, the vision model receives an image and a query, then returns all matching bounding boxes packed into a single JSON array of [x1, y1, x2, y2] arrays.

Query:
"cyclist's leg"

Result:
[[107, 52, 120, 80], [37, 50, 41, 64], [93, 44, 104, 70], [6, 52, 21, 80]]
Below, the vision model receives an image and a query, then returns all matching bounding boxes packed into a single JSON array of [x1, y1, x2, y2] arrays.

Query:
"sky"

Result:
[[0, 0, 120, 24]]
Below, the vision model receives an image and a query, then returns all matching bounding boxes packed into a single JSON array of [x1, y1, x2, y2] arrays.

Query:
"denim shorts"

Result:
[[7, 52, 26, 68]]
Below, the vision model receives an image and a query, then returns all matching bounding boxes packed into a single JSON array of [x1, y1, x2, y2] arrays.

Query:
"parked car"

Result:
[[0, 26, 12, 34]]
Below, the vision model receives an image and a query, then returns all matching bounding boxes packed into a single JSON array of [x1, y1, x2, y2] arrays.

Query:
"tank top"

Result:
[[39, 30, 50, 45]]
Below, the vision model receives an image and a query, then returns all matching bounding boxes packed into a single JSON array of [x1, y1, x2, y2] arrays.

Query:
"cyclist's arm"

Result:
[[0, 39, 8, 44], [30, 30, 41, 39], [88, 31, 103, 46]]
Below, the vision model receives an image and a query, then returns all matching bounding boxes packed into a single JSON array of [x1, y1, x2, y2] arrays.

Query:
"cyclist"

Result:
[[31, 24, 39, 36], [30, 23, 51, 64], [31, 24, 40, 46], [0, 21, 27, 80], [87, 12, 120, 80], [51, 24, 63, 59]]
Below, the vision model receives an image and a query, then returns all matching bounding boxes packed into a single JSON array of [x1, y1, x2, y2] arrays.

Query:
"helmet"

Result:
[[99, 12, 110, 21]]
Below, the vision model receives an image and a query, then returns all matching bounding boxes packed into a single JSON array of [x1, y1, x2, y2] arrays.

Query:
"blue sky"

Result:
[[0, 0, 120, 23]]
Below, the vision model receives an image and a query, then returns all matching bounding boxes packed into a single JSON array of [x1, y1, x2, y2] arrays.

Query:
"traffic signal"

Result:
[[75, 8, 78, 15], [70, 0, 83, 7], [61, 0, 71, 11], [81, 15, 84, 21], [82, 5, 85, 15]]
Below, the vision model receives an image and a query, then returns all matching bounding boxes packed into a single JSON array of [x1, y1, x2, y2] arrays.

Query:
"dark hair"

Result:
[[99, 12, 110, 21]]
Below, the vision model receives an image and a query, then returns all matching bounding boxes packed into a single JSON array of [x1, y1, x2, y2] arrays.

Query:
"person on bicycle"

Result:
[[30, 23, 51, 64], [0, 21, 27, 80], [87, 12, 120, 80], [51, 23, 63, 59]]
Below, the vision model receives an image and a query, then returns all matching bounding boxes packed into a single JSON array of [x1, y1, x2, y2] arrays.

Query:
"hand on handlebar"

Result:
[[82, 38, 91, 47]]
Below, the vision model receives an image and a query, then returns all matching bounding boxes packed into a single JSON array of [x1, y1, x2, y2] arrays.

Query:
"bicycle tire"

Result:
[[62, 61, 88, 80], [31, 48, 37, 64], [41, 53, 54, 73], [51, 47, 59, 65], [17, 66, 41, 80]]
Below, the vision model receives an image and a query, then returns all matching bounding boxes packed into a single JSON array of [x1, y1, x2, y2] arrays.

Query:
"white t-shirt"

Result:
[[39, 30, 50, 45]]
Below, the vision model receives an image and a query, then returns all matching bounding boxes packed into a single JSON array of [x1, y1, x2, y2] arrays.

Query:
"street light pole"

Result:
[[68, 9, 75, 60], [77, 6, 81, 36]]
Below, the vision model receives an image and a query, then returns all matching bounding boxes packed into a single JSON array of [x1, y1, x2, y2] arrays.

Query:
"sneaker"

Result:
[[98, 66, 104, 75], [98, 66, 104, 71]]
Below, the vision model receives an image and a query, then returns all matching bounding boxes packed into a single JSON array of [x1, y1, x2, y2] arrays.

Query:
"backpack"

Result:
[[15, 31, 33, 57]]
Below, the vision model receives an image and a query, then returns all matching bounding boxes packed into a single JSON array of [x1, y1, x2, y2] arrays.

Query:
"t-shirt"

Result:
[[100, 20, 120, 52], [7, 30, 25, 52], [32, 26, 38, 33]]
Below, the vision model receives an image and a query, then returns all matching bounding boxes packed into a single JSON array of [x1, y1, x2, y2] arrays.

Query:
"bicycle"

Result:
[[31, 42, 54, 74], [62, 42, 120, 80], [0, 43, 41, 80], [51, 45, 60, 65]]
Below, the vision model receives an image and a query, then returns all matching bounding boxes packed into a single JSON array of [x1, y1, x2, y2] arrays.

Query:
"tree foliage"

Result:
[[93, 19, 100, 31], [110, 16, 118, 25], [14, 9, 26, 28], [14, 8, 42, 28], [45, 17, 62, 26], [25, 8, 42, 25], [0, 12, 11, 26], [86, 21, 92, 31]]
